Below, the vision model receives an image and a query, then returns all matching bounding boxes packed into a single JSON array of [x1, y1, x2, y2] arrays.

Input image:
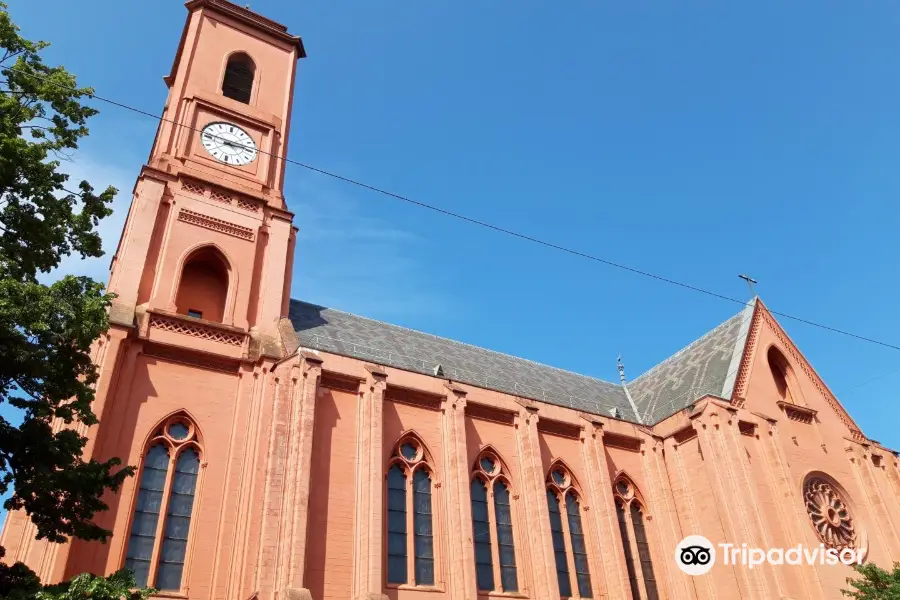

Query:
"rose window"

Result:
[[803, 477, 857, 549]]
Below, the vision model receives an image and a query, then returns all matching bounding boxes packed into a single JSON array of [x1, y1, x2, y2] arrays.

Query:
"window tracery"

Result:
[[470, 448, 519, 593], [546, 463, 592, 599], [803, 475, 857, 550], [613, 475, 659, 600], [386, 435, 435, 587], [124, 414, 202, 592]]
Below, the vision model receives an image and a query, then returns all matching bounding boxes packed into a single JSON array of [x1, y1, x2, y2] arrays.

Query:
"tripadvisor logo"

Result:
[[675, 535, 868, 576], [675, 535, 716, 576]]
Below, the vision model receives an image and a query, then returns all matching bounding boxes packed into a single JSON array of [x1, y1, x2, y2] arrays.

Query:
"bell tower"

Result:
[[0, 1, 307, 594], [107, 0, 305, 344]]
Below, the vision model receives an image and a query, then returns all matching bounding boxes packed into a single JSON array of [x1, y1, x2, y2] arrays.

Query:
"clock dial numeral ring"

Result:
[[200, 121, 258, 166]]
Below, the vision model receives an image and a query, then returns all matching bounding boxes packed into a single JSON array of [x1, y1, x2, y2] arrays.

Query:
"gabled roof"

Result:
[[289, 300, 636, 420], [288, 298, 757, 425]]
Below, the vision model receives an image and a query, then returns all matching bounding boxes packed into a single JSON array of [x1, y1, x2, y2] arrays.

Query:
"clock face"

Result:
[[200, 122, 258, 166]]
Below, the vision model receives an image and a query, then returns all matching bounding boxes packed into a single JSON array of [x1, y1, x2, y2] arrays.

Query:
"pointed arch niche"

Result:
[[767, 345, 806, 407], [385, 432, 440, 588], [470, 447, 520, 594], [123, 412, 204, 593], [546, 461, 593, 599], [612, 474, 659, 600], [174, 245, 232, 324]]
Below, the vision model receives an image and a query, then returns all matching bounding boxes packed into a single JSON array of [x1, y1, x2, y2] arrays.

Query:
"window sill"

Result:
[[150, 592, 188, 599], [386, 584, 446, 593], [482, 592, 529, 599]]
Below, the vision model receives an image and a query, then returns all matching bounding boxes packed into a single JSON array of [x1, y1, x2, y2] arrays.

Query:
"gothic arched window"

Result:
[[125, 415, 202, 592], [386, 435, 435, 587], [547, 464, 593, 598], [222, 52, 255, 104], [613, 476, 659, 600], [175, 246, 230, 323], [470, 450, 519, 593]]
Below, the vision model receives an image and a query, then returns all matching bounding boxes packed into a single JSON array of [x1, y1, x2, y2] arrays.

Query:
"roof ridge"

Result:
[[629, 305, 750, 386], [290, 299, 621, 387]]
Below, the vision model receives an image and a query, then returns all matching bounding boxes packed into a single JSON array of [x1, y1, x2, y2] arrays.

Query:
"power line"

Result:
[[4, 65, 900, 352]]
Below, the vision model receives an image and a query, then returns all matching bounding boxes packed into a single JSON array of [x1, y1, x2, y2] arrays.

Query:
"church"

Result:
[[3, 1, 900, 599]]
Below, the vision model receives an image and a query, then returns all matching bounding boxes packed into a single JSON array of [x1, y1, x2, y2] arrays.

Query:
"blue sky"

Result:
[[5, 0, 900, 526]]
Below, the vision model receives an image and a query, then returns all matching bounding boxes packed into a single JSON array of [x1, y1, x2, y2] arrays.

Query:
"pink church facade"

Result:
[[3, 2, 900, 599]]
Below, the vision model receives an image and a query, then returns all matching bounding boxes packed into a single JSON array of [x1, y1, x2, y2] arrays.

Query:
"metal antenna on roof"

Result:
[[617, 355, 644, 425], [738, 274, 758, 297]]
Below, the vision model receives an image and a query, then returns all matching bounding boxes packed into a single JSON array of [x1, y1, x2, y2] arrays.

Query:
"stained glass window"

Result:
[[400, 442, 419, 461], [125, 444, 170, 587], [617, 501, 640, 600], [156, 448, 200, 590], [631, 503, 659, 600], [471, 479, 494, 591], [494, 481, 518, 592], [547, 490, 571, 597], [386, 464, 407, 584], [413, 469, 434, 585], [566, 493, 592, 598]]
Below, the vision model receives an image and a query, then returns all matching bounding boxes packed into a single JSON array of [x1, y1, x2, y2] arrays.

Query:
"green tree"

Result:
[[843, 563, 900, 600], [0, 2, 145, 597]]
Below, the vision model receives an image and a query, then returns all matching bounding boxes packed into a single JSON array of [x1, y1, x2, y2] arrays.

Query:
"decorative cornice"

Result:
[[186, 0, 306, 54], [177, 208, 255, 240], [750, 410, 779, 424], [444, 382, 467, 396], [364, 363, 387, 378], [537, 417, 583, 440], [299, 351, 323, 364], [777, 401, 817, 424], [148, 312, 246, 347], [179, 178, 263, 213], [578, 411, 605, 427], [603, 431, 644, 452], [514, 397, 539, 412], [144, 342, 241, 373], [465, 401, 516, 425]]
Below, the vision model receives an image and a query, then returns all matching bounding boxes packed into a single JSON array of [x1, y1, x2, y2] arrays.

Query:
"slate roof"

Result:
[[628, 301, 755, 424], [288, 298, 757, 426]]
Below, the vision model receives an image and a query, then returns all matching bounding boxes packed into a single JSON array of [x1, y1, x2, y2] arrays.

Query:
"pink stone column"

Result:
[[664, 432, 717, 600], [763, 419, 827, 600], [579, 421, 626, 600], [257, 373, 294, 598], [439, 384, 476, 599], [694, 414, 757, 597], [283, 354, 323, 599], [716, 410, 782, 597], [352, 365, 388, 600], [514, 405, 559, 600], [225, 364, 269, 600], [642, 439, 692, 600]]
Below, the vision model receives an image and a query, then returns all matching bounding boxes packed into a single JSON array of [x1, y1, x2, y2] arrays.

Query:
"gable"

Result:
[[732, 300, 865, 441]]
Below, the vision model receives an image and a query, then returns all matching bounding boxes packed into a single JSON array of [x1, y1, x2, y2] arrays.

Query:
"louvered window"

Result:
[[222, 53, 254, 103]]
